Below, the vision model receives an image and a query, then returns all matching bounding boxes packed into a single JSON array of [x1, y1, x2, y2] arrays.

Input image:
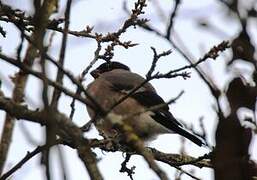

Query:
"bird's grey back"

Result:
[[101, 69, 156, 93]]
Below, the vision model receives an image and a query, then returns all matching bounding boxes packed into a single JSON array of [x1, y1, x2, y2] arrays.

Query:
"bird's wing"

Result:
[[130, 91, 183, 128], [131, 91, 205, 146]]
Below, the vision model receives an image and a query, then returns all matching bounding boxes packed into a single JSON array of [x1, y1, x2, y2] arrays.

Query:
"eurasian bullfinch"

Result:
[[86, 61, 205, 146]]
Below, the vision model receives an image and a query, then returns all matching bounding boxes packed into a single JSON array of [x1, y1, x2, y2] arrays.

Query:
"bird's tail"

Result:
[[174, 126, 206, 147]]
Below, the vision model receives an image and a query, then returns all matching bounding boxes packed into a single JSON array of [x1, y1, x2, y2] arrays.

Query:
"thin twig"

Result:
[[39, 48, 51, 180], [119, 153, 135, 180], [153, 41, 230, 79], [57, 146, 68, 180], [166, 0, 181, 39], [174, 166, 200, 180], [51, 0, 73, 108], [146, 47, 172, 79]]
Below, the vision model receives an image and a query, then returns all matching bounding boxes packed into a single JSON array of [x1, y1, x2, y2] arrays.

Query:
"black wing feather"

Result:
[[131, 91, 183, 127], [131, 91, 205, 146]]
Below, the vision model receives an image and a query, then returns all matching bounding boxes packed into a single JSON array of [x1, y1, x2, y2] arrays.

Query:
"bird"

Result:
[[86, 61, 205, 146]]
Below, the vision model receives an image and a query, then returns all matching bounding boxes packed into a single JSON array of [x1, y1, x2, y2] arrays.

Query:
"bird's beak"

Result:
[[90, 69, 100, 79]]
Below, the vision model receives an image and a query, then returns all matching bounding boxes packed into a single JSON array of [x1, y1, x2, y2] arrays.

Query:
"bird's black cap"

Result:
[[91, 61, 130, 78]]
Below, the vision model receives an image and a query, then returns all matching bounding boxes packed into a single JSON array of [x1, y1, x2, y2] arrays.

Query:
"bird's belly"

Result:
[[131, 112, 172, 140], [94, 112, 171, 141]]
